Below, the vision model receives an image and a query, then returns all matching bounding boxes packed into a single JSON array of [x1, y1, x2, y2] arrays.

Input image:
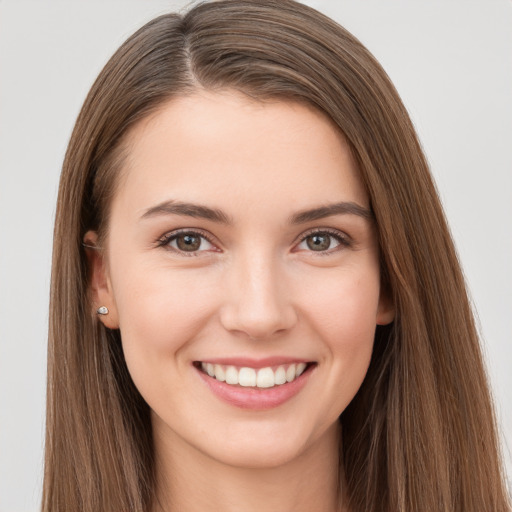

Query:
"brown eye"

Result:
[[176, 233, 202, 251], [161, 231, 216, 254], [306, 234, 332, 251], [295, 230, 349, 254]]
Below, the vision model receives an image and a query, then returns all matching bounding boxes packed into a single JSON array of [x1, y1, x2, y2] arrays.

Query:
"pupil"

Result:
[[307, 234, 330, 251], [177, 234, 200, 251]]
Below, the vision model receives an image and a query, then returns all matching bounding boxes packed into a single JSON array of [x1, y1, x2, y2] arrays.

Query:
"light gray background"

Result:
[[1, 1, 511, 510]]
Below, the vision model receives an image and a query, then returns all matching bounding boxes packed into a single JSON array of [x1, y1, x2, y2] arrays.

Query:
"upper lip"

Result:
[[194, 357, 313, 369]]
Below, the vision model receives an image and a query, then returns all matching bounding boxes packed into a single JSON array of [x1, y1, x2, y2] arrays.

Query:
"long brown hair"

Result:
[[43, 1, 511, 511]]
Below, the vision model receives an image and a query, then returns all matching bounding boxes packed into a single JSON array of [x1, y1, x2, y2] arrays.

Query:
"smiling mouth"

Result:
[[194, 361, 316, 389]]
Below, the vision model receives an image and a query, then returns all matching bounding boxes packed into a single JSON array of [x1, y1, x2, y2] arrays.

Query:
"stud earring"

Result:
[[97, 306, 109, 315]]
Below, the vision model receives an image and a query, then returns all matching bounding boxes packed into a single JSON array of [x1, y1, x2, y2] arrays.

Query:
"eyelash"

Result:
[[156, 227, 352, 256], [156, 228, 219, 257], [295, 228, 352, 255]]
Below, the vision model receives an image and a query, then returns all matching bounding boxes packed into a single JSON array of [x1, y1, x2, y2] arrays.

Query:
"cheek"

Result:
[[298, 267, 380, 405], [111, 261, 220, 357], [109, 262, 224, 417], [302, 264, 381, 342]]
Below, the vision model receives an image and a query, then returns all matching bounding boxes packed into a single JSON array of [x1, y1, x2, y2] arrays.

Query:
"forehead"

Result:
[[113, 90, 368, 219]]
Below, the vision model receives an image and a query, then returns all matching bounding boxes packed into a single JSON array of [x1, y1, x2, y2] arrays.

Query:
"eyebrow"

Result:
[[140, 199, 373, 224], [141, 200, 233, 224], [289, 202, 374, 224]]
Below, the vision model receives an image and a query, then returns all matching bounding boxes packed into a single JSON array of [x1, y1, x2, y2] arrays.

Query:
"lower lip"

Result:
[[195, 364, 315, 410]]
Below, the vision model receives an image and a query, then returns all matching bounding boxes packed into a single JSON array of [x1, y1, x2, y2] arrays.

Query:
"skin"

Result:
[[86, 90, 394, 512]]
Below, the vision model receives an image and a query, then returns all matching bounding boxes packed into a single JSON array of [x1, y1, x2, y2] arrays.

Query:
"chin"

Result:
[[197, 417, 337, 470], [205, 436, 309, 470]]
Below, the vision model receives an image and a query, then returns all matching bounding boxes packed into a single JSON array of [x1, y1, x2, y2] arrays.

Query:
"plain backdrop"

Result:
[[1, 1, 511, 510]]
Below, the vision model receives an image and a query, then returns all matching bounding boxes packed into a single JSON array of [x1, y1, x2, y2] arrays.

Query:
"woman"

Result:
[[43, 1, 511, 511]]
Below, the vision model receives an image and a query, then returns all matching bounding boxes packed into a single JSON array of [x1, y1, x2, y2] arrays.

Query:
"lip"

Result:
[[194, 361, 316, 410]]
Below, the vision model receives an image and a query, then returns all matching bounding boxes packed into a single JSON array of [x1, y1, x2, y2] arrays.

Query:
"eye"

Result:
[[157, 229, 218, 255], [295, 229, 350, 253]]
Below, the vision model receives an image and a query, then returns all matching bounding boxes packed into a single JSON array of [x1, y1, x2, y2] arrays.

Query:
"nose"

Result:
[[219, 250, 298, 340]]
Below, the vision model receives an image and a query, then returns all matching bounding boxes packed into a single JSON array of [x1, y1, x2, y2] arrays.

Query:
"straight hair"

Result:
[[43, 1, 511, 511]]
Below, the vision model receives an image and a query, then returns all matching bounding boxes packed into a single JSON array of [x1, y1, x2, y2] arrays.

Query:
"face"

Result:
[[86, 91, 394, 469]]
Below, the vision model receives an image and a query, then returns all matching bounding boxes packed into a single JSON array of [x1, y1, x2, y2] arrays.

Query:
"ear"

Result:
[[376, 286, 395, 326], [83, 230, 120, 329]]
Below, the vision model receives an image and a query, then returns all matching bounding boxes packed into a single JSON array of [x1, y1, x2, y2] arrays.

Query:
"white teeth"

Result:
[[225, 366, 238, 385], [214, 364, 225, 382], [200, 362, 310, 388], [256, 367, 275, 388], [296, 362, 307, 377], [274, 366, 286, 385], [239, 367, 256, 387]]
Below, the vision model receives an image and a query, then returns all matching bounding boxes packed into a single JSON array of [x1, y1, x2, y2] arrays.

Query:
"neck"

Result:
[[152, 421, 344, 512]]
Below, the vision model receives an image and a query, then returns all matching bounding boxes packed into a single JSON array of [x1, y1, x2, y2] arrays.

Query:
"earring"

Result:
[[97, 306, 109, 315]]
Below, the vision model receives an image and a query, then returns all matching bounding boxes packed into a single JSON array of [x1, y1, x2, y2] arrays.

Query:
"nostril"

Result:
[[219, 304, 298, 340]]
